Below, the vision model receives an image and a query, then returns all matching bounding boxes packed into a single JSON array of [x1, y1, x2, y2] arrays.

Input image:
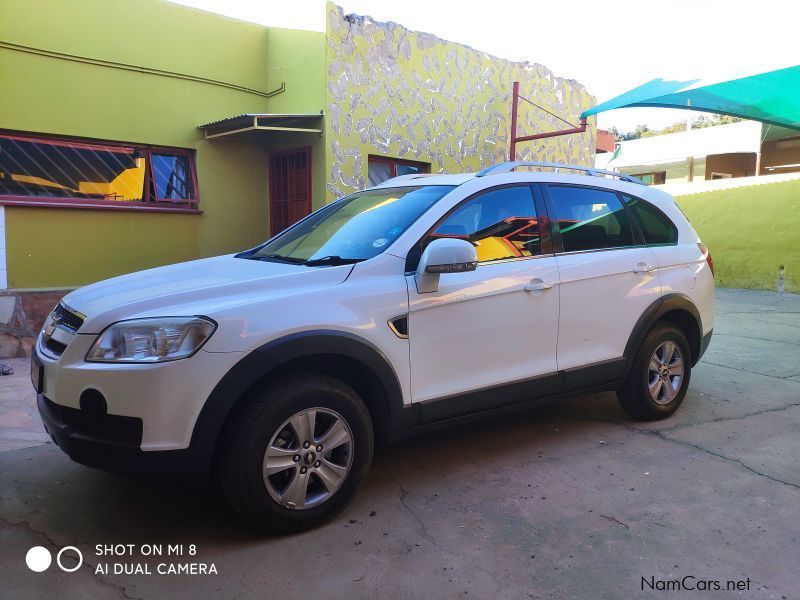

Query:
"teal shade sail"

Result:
[[582, 66, 800, 130]]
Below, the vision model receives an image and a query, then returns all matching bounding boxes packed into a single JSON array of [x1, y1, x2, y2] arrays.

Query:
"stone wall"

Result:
[[0, 291, 67, 358], [325, 3, 597, 200]]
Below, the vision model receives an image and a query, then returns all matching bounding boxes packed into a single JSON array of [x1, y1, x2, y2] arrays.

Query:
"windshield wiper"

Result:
[[252, 253, 305, 264], [303, 255, 366, 267]]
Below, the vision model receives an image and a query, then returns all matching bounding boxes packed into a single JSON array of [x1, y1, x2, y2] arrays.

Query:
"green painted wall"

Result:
[[677, 179, 800, 292], [5, 209, 199, 289], [266, 28, 326, 115], [1, 0, 270, 92], [264, 28, 328, 211], [0, 0, 289, 288]]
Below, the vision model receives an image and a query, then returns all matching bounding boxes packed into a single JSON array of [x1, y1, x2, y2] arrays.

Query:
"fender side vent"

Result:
[[388, 315, 409, 339]]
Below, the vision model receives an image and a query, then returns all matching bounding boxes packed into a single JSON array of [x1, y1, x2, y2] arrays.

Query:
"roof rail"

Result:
[[476, 161, 644, 184]]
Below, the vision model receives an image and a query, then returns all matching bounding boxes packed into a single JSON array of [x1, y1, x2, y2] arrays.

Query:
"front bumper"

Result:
[[35, 333, 243, 451], [37, 393, 205, 480], [33, 330, 246, 480]]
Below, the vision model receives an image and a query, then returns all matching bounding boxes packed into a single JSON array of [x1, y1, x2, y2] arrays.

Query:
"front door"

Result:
[[269, 147, 311, 236], [407, 185, 560, 416]]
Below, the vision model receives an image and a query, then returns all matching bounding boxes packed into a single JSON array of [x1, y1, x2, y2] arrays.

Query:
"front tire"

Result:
[[214, 374, 374, 533], [618, 322, 692, 421]]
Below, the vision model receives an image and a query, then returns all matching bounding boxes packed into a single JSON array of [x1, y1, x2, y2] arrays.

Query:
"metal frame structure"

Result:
[[509, 81, 588, 160], [476, 161, 644, 184]]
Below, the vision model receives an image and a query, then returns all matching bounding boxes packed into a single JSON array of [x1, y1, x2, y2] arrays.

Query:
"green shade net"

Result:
[[582, 65, 800, 130]]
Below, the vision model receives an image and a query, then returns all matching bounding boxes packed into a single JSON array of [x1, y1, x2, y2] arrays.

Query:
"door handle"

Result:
[[633, 262, 656, 273], [524, 279, 554, 292]]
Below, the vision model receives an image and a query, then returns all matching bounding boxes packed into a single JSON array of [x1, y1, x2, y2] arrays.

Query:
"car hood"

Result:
[[62, 255, 353, 333]]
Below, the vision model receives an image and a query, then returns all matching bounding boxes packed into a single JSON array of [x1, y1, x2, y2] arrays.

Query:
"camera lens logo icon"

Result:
[[25, 547, 51, 572], [26, 546, 83, 573]]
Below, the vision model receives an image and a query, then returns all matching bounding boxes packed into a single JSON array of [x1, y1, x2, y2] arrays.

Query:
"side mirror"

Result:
[[415, 238, 478, 294]]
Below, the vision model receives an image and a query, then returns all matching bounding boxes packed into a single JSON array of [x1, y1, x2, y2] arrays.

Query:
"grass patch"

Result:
[[677, 179, 800, 292]]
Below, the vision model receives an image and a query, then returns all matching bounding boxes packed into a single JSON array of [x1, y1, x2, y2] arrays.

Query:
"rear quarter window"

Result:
[[622, 194, 678, 246]]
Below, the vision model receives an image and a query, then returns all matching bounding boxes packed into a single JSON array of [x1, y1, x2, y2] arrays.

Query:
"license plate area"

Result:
[[31, 354, 43, 394]]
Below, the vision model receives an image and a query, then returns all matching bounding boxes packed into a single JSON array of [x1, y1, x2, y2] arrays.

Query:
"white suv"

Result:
[[33, 161, 714, 532]]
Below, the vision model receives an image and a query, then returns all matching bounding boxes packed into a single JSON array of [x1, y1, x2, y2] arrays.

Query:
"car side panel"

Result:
[[649, 243, 715, 336], [406, 256, 560, 402], [555, 247, 663, 370], [232, 253, 412, 404], [644, 199, 715, 335]]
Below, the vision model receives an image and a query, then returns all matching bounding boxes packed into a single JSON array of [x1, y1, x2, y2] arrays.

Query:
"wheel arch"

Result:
[[624, 294, 703, 373], [189, 331, 408, 474]]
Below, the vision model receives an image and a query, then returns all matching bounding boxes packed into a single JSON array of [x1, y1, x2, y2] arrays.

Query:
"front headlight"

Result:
[[86, 317, 216, 363]]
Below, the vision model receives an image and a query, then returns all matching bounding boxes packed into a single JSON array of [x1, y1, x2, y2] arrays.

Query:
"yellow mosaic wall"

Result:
[[325, 3, 597, 200]]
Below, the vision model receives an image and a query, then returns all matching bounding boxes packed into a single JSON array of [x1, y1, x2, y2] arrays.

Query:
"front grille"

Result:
[[43, 397, 143, 447], [40, 303, 84, 357], [53, 303, 84, 332], [45, 338, 67, 354]]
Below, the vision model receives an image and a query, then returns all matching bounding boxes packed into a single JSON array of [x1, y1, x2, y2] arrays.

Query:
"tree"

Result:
[[611, 114, 744, 141], [610, 124, 652, 141]]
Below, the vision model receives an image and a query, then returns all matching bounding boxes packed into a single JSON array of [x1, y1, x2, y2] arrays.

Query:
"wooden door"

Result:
[[269, 147, 311, 236]]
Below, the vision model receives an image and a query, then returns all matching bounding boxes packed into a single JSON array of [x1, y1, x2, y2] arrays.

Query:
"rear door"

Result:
[[621, 193, 698, 294], [543, 184, 661, 382]]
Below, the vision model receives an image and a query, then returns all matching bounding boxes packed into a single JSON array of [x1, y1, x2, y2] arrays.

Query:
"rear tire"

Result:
[[214, 374, 374, 533], [618, 322, 692, 421]]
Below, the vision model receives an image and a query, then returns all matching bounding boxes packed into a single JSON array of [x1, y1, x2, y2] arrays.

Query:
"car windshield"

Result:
[[241, 185, 455, 265]]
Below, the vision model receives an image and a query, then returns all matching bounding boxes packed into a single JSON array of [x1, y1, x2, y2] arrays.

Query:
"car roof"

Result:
[[369, 167, 676, 207], [371, 161, 641, 188]]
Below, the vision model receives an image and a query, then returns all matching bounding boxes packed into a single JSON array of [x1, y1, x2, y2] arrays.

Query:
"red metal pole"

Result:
[[510, 81, 519, 161], [514, 118, 587, 143]]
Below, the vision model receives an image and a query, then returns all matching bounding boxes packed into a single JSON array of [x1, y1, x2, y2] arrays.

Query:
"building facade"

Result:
[[0, 0, 595, 357], [596, 120, 800, 185]]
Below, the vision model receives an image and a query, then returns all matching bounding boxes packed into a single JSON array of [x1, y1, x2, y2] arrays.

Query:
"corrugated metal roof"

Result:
[[198, 113, 323, 129]]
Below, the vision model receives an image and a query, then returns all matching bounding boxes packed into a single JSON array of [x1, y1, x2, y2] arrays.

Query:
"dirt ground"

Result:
[[1, 288, 798, 599]]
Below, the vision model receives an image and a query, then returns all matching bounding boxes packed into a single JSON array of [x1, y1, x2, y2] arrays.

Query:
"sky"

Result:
[[170, 0, 799, 132]]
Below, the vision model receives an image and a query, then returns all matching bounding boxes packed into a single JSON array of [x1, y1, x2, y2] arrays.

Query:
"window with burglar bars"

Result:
[[0, 131, 199, 210], [269, 147, 311, 236]]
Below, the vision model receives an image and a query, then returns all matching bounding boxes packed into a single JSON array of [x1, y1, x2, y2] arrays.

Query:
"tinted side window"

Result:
[[432, 186, 540, 263], [547, 185, 634, 252], [622, 194, 678, 246]]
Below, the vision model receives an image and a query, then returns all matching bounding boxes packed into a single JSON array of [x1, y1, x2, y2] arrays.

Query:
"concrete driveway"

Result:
[[1, 289, 798, 599]]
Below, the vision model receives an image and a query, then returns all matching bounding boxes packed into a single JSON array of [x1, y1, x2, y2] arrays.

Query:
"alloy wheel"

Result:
[[647, 340, 685, 405], [262, 408, 354, 510]]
